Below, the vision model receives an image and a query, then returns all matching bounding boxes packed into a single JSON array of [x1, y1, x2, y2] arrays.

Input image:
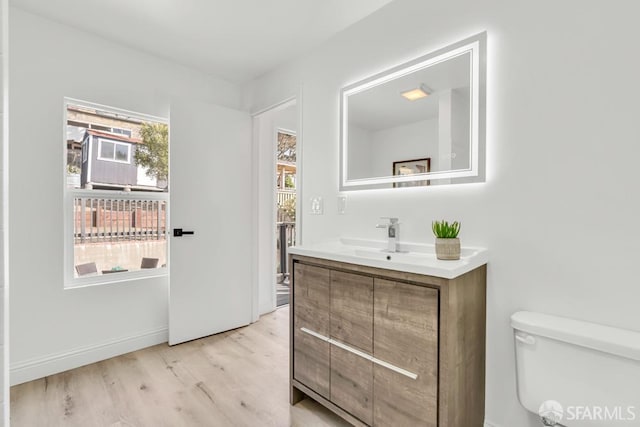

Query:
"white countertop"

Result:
[[288, 237, 488, 280]]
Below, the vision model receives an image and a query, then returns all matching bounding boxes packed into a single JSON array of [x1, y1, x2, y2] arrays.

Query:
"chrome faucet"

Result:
[[376, 217, 400, 252]]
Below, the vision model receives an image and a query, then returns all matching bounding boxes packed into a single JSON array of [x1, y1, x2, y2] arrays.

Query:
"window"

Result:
[[64, 99, 169, 288], [91, 124, 133, 137], [67, 119, 133, 137], [110, 128, 133, 137], [97, 139, 131, 163]]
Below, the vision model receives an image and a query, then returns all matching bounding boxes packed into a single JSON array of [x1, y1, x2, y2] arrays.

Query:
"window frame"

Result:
[[90, 123, 133, 138], [69, 119, 134, 138], [96, 138, 131, 164], [63, 98, 169, 289], [81, 139, 88, 163]]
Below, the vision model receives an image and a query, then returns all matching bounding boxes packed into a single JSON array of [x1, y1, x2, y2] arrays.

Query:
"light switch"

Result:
[[310, 196, 324, 215]]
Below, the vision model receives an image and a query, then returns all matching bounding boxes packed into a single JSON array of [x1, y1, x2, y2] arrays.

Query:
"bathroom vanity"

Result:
[[289, 240, 487, 427]]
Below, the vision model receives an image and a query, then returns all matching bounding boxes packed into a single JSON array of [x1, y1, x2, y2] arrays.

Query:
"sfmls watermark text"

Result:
[[566, 406, 636, 421], [539, 400, 637, 425]]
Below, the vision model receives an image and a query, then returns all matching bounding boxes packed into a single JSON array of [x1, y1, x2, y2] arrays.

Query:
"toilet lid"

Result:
[[511, 311, 640, 362]]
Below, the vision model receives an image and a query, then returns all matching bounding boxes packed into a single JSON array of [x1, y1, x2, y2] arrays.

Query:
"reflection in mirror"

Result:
[[348, 53, 470, 180], [340, 33, 485, 190]]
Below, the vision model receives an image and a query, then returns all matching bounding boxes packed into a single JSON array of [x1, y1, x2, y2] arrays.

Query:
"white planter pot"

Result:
[[435, 237, 460, 260]]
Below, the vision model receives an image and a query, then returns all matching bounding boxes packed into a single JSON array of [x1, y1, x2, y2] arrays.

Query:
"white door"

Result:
[[169, 98, 253, 345]]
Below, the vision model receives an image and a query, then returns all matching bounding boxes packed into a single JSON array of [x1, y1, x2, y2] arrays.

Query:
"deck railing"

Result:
[[276, 221, 296, 283], [277, 189, 296, 206], [74, 197, 167, 244]]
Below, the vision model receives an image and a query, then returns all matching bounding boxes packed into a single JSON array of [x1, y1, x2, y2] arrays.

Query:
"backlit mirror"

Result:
[[340, 33, 486, 190]]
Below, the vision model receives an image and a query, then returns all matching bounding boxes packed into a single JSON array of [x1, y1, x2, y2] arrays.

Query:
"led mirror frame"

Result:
[[340, 32, 486, 190]]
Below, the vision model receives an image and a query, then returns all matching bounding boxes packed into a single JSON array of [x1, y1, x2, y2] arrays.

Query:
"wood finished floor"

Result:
[[10, 306, 350, 427]]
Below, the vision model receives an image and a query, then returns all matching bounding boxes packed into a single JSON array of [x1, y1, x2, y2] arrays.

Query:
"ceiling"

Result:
[[11, 0, 394, 83]]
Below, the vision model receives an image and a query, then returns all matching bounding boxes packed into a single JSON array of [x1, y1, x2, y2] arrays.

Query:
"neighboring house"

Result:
[[276, 160, 296, 189], [276, 130, 297, 222], [80, 129, 164, 192], [276, 160, 296, 208], [66, 104, 166, 192]]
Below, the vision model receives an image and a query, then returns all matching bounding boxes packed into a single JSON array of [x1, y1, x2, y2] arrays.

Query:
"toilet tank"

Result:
[[511, 311, 640, 426]]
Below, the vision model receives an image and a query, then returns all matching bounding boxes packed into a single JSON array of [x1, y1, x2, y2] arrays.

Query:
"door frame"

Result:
[[251, 94, 302, 320]]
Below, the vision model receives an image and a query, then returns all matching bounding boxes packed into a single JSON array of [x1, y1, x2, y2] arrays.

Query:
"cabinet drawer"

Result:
[[330, 270, 373, 352], [373, 279, 438, 427], [330, 345, 373, 425], [293, 327, 330, 399], [293, 263, 331, 398], [293, 263, 330, 335]]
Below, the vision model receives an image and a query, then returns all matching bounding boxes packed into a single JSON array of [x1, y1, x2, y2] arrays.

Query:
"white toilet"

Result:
[[511, 311, 640, 426]]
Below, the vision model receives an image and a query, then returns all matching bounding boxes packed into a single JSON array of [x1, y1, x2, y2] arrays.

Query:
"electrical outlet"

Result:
[[337, 196, 347, 214]]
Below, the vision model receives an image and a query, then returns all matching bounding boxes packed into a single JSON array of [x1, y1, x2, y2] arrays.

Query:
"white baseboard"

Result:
[[485, 421, 501, 427], [10, 327, 168, 386]]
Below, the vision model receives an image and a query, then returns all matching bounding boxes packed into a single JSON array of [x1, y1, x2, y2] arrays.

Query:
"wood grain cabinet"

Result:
[[290, 255, 487, 427], [292, 263, 331, 398], [373, 279, 438, 427], [330, 271, 374, 424]]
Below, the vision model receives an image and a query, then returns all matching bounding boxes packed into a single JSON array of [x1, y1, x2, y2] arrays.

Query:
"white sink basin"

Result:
[[353, 248, 434, 263], [288, 237, 487, 279]]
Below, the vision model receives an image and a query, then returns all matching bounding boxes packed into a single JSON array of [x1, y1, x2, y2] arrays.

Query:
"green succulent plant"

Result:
[[432, 220, 461, 238]]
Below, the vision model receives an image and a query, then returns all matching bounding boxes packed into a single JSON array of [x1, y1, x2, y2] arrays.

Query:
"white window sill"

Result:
[[65, 267, 168, 290]]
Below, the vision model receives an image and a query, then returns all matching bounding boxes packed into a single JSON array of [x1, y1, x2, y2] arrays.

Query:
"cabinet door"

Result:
[[293, 263, 331, 398], [331, 345, 373, 425], [330, 270, 373, 352], [373, 279, 439, 427]]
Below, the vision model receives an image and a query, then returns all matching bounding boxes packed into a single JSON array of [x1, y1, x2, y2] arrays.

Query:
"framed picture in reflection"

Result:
[[392, 158, 431, 188]]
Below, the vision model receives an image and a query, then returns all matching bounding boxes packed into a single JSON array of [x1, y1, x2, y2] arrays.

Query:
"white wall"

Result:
[[451, 88, 470, 170], [246, 0, 640, 425], [346, 124, 372, 180], [1, 0, 7, 422], [370, 118, 438, 177], [9, 8, 244, 384]]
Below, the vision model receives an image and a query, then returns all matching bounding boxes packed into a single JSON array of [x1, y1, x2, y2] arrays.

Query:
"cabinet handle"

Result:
[[300, 327, 330, 342], [330, 338, 375, 362], [300, 327, 418, 380], [372, 358, 418, 380]]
